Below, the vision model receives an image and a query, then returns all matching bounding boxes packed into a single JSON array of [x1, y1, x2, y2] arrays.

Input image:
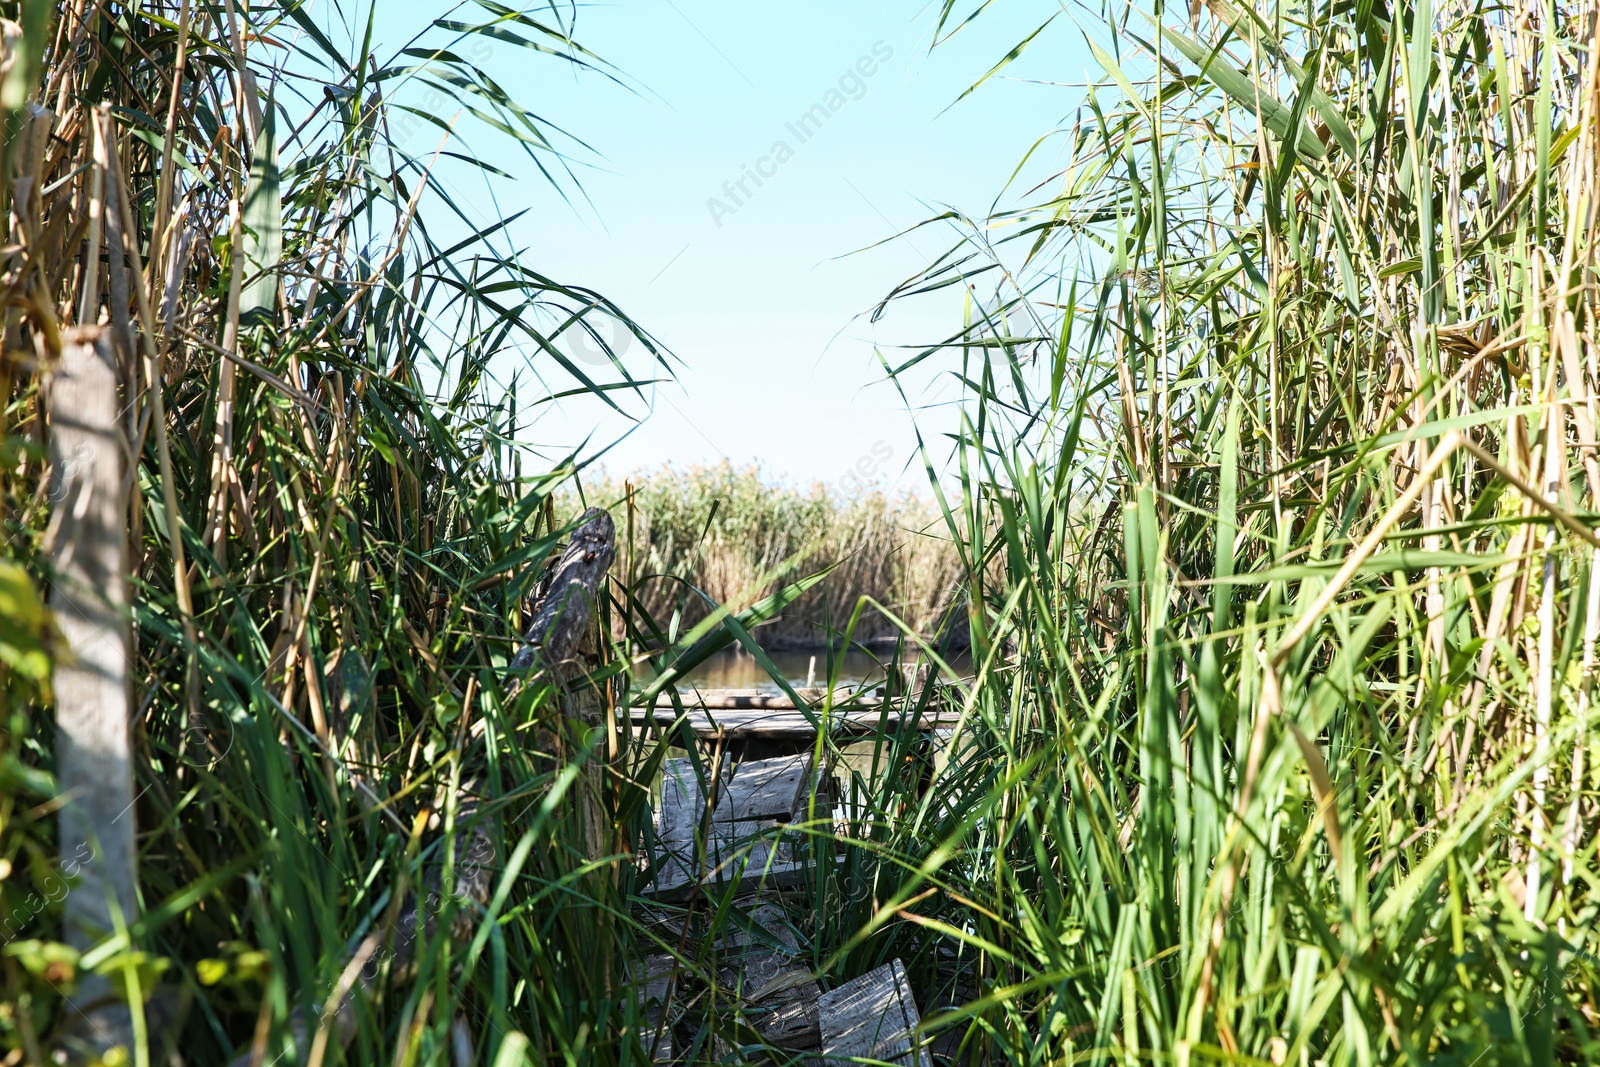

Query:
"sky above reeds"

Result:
[[375, 1, 1084, 493]]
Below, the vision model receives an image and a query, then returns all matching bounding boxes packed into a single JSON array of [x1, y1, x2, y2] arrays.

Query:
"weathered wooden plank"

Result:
[[632, 705, 962, 740], [651, 816, 804, 898], [818, 959, 926, 1067], [651, 755, 732, 897], [724, 754, 811, 821], [632, 953, 677, 1063], [647, 756, 818, 898], [651, 687, 879, 709], [686, 754, 820, 830], [723, 903, 822, 1049], [50, 327, 137, 1054], [656, 754, 732, 839], [509, 507, 615, 675]]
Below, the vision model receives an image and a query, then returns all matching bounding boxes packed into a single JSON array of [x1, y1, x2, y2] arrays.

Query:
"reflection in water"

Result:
[[637, 646, 972, 695], [691, 646, 896, 697], [658, 647, 887, 694]]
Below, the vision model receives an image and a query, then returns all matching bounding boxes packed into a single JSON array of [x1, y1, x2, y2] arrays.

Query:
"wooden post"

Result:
[[50, 327, 136, 1053], [257, 511, 623, 1067], [510, 507, 616, 858]]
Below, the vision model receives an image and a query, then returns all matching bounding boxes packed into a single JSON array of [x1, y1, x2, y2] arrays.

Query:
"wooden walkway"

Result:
[[639, 750, 930, 1064], [630, 688, 953, 1058], [525, 508, 943, 1062], [633, 687, 963, 740]]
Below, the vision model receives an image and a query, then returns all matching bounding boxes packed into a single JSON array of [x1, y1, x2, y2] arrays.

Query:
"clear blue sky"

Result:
[[376, 1, 1087, 493]]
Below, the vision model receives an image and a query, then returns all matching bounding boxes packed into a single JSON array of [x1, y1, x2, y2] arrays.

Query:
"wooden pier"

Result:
[[537, 509, 941, 1063], [633, 687, 963, 741], [639, 749, 929, 1063]]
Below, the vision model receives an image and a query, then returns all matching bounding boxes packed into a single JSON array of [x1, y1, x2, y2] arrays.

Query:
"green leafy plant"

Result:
[[840, 0, 1600, 1061]]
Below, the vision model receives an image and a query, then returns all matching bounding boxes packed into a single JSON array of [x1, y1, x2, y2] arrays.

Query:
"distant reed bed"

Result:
[[569, 463, 966, 648]]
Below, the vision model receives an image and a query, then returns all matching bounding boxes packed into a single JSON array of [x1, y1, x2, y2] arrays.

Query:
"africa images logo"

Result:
[[561, 306, 637, 368], [706, 41, 895, 228], [181, 711, 234, 768]]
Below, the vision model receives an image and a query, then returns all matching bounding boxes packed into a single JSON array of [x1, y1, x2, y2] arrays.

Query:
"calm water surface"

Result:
[[647, 647, 888, 694], [637, 646, 973, 695]]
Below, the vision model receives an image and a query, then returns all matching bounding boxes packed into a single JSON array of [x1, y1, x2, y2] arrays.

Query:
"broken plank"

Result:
[[632, 705, 962, 740], [659, 752, 821, 831], [721, 902, 821, 1050], [630, 953, 677, 1063], [656, 754, 733, 839], [647, 756, 816, 899], [818, 958, 926, 1067], [649, 818, 805, 899], [725, 753, 813, 822]]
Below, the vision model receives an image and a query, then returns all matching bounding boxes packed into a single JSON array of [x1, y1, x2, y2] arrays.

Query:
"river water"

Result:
[[636, 645, 973, 695], [642, 646, 887, 694]]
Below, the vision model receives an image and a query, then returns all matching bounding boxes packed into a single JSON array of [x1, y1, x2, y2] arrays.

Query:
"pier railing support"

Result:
[[510, 507, 617, 858], [50, 327, 137, 1057]]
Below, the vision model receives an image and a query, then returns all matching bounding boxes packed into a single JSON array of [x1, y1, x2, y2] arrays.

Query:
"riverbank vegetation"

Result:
[[880, 0, 1600, 1058], [2, 0, 1598, 1062], [0, 2, 661, 1063], [569, 464, 964, 649]]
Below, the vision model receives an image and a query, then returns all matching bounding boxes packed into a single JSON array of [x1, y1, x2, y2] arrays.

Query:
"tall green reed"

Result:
[[0, 2, 675, 1063], [9, 0, 1600, 1062], [824, 0, 1600, 1061]]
